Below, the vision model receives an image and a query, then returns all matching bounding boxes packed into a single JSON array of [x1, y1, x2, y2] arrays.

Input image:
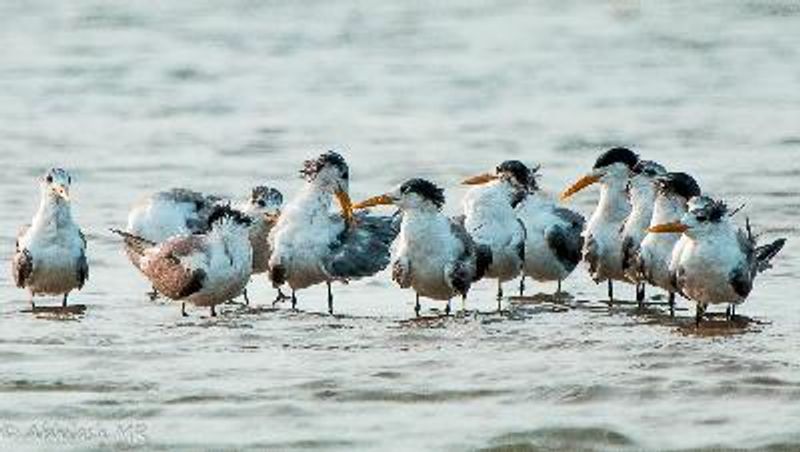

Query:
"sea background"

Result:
[[0, 1, 798, 450]]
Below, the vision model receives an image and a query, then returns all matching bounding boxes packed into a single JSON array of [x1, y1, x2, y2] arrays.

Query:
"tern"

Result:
[[620, 160, 667, 305], [112, 206, 253, 317], [650, 196, 786, 325], [125, 186, 283, 304], [516, 164, 585, 295], [635, 172, 701, 315], [268, 151, 398, 315], [561, 147, 639, 301], [461, 160, 528, 309], [354, 178, 492, 316], [12, 168, 89, 309]]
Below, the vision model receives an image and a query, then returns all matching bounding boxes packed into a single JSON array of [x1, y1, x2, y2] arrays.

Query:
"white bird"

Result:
[[516, 164, 585, 295], [354, 178, 492, 317], [12, 168, 89, 309], [111, 206, 254, 317], [124, 186, 283, 304], [620, 159, 667, 305], [268, 151, 398, 315], [461, 160, 528, 309], [649, 196, 786, 325], [561, 147, 640, 301], [634, 172, 701, 315]]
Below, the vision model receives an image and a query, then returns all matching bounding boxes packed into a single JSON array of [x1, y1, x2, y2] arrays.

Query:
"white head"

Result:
[[300, 151, 353, 224], [354, 178, 445, 214], [561, 147, 640, 200], [40, 168, 72, 203]]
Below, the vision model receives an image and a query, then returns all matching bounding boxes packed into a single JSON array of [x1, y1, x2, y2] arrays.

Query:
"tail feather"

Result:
[[474, 244, 493, 281], [755, 238, 787, 273], [109, 228, 156, 257]]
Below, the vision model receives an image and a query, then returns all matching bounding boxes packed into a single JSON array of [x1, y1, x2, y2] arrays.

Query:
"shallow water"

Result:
[[1, 1, 799, 450]]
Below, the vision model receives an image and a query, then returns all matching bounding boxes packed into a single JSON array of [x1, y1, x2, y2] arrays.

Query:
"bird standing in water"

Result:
[[12, 168, 89, 310], [562, 147, 639, 302], [461, 160, 528, 310], [268, 151, 397, 315], [354, 179, 492, 317], [516, 164, 584, 295], [650, 196, 786, 325]]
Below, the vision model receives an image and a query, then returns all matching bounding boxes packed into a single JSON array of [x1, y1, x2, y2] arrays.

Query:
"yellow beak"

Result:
[[335, 190, 355, 226], [52, 185, 70, 201], [648, 222, 689, 233], [353, 194, 394, 210], [462, 173, 498, 185], [561, 174, 600, 201]]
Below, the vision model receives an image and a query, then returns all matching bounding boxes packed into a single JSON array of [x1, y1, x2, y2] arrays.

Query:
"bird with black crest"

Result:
[[354, 178, 492, 317], [561, 147, 640, 302], [650, 196, 786, 325], [268, 151, 398, 315], [461, 160, 528, 310], [111, 205, 254, 317]]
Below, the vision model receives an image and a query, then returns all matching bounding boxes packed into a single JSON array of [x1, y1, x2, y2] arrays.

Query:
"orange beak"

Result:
[[462, 173, 498, 185], [648, 222, 689, 233], [353, 194, 394, 210], [561, 174, 601, 201], [335, 190, 355, 226]]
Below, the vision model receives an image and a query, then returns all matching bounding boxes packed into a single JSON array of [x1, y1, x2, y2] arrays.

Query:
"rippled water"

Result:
[[1, 1, 799, 450]]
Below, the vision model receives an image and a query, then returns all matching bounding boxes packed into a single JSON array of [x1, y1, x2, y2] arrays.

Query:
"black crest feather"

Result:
[[593, 147, 639, 170], [207, 204, 252, 228], [300, 151, 349, 181], [657, 172, 701, 200], [496, 160, 530, 187], [400, 178, 445, 209]]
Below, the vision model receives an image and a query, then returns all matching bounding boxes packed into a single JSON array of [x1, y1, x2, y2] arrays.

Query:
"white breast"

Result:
[[463, 184, 523, 282], [396, 213, 461, 300], [517, 194, 569, 281]]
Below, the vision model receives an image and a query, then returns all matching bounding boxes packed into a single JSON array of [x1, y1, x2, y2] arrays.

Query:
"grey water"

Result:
[[1, 1, 799, 450]]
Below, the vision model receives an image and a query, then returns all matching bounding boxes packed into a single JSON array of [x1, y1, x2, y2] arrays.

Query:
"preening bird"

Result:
[[354, 178, 492, 317], [268, 151, 398, 315], [561, 147, 639, 301], [649, 196, 786, 325], [112, 206, 254, 317], [12, 168, 88, 309], [461, 160, 528, 309]]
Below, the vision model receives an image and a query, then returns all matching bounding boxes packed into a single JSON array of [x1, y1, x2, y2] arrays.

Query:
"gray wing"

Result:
[[157, 188, 221, 233], [143, 236, 209, 299], [77, 230, 89, 289], [447, 218, 491, 294], [547, 224, 584, 274], [621, 235, 637, 273], [12, 225, 32, 288], [729, 265, 752, 299], [583, 233, 599, 280], [326, 213, 400, 279]]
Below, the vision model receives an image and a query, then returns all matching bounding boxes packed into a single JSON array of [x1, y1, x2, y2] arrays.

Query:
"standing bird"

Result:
[[124, 185, 283, 304], [561, 147, 639, 301], [635, 172, 701, 316], [12, 168, 89, 309], [516, 164, 585, 295], [111, 206, 254, 317], [650, 196, 786, 325], [620, 160, 667, 306], [354, 179, 492, 317], [461, 160, 528, 310], [268, 151, 398, 315]]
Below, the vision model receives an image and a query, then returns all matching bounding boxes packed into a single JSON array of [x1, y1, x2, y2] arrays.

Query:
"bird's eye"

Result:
[[257, 200, 266, 207], [46, 175, 53, 183], [696, 215, 707, 222], [342, 170, 349, 180], [68, 176, 72, 184]]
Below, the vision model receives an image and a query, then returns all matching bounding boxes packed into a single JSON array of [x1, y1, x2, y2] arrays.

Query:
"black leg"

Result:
[[243, 289, 250, 306], [445, 300, 451, 316], [327, 282, 334, 315], [291, 290, 297, 310], [607, 280, 614, 303], [496, 282, 503, 301], [30, 293, 35, 310], [695, 303, 706, 327], [181, 303, 188, 317], [148, 287, 159, 301], [273, 288, 289, 306], [668, 292, 676, 317], [210, 305, 217, 317], [725, 305, 732, 321], [636, 283, 645, 308], [557, 280, 562, 295], [518, 276, 525, 297], [731, 304, 737, 319], [62, 293, 68, 308], [414, 294, 421, 317]]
